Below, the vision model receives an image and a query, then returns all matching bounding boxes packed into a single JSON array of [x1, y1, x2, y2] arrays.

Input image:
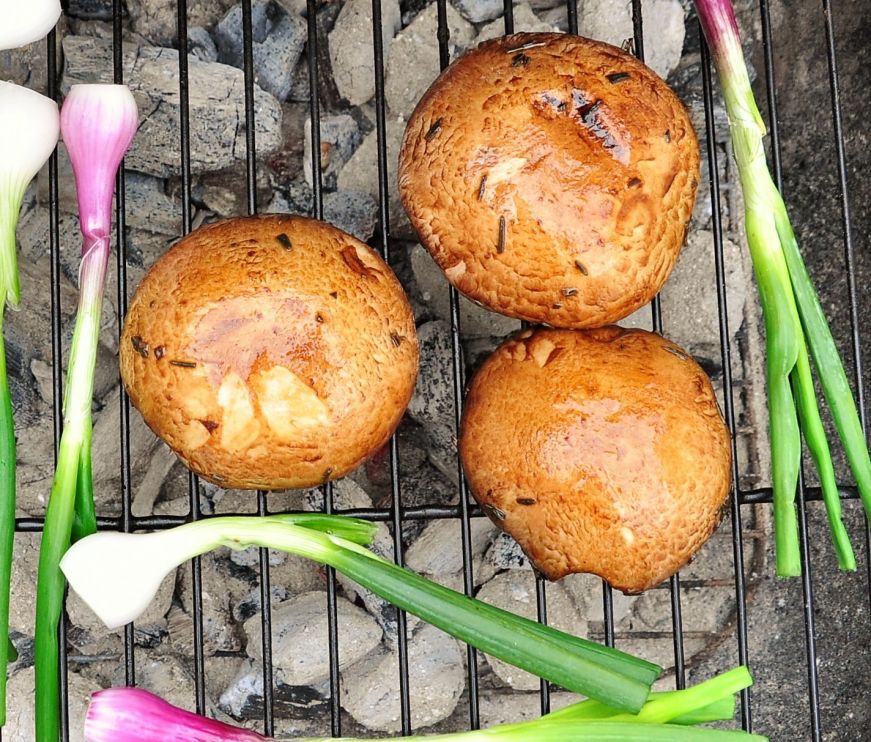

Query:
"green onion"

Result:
[[0, 81, 60, 727], [695, 0, 868, 575], [34, 84, 138, 742], [61, 514, 660, 712], [85, 680, 767, 741]]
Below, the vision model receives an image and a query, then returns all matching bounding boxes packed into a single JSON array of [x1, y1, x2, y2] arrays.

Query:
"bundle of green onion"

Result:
[[64, 513, 764, 740], [694, 0, 871, 575]]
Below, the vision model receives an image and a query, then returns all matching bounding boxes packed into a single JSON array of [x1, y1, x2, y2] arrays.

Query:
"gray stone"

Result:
[[303, 114, 362, 189], [177, 550, 251, 654], [124, 171, 185, 236], [408, 321, 454, 427], [451, 0, 504, 24], [62, 36, 282, 178], [537, 5, 569, 31], [478, 688, 581, 725], [244, 590, 383, 686], [341, 623, 465, 731], [127, 0, 238, 46], [215, 1, 307, 102], [323, 191, 379, 242], [6, 667, 96, 742], [0, 20, 64, 91], [406, 517, 497, 575], [337, 116, 413, 238], [90, 389, 178, 518], [385, 4, 476, 120], [580, 0, 685, 81], [188, 26, 219, 63], [621, 229, 746, 362], [122, 653, 217, 714], [329, 0, 402, 106], [410, 245, 522, 338], [229, 546, 289, 569], [476, 2, 557, 42], [476, 571, 587, 690], [198, 164, 274, 217], [67, 0, 114, 20], [484, 530, 532, 571]]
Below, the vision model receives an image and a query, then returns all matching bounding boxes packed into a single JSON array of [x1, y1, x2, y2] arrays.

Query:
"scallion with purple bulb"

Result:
[[34, 83, 139, 742]]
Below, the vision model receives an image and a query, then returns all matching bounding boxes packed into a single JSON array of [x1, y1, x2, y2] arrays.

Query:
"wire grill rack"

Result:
[[12, 0, 868, 739]]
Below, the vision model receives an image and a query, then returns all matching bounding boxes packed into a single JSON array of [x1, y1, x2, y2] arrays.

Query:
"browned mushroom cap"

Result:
[[399, 32, 700, 329], [459, 326, 731, 594], [119, 214, 419, 490]]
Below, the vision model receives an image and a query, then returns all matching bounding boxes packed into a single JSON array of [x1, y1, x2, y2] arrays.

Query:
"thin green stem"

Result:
[[71, 415, 96, 543], [607, 666, 752, 725], [790, 340, 855, 570], [35, 245, 107, 742], [776, 208, 871, 520], [0, 298, 14, 726], [744, 207, 802, 577], [543, 693, 736, 725]]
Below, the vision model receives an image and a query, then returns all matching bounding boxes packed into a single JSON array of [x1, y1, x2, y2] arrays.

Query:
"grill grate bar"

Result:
[[566, 0, 579, 35], [371, 0, 414, 730], [700, 31, 752, 730], [817, 0, 871, 612], [112, 0, 137, 692]]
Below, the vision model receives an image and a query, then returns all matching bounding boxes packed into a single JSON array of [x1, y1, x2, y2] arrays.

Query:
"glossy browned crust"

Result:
[[399, 32, 700, 328], [120, 214, 419, 490], [459, 327, 730, 593]]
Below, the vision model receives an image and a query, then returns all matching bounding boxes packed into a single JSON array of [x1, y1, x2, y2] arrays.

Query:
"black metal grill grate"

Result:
[[12, 0, 868, 739]]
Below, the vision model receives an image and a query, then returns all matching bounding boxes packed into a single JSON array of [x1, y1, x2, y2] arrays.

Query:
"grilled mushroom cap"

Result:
[[459, 326, 730, 594], [120, 214, 419, 490], [399, 32, 700, 329]]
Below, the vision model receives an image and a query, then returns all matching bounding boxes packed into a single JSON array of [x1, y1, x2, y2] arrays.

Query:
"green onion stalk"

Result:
[[83, 667, 765, 741], [35, 84, 138, 742], [61, 514, 661, 712], [694, 0, 871, 575], [0, 81, 60, 727]]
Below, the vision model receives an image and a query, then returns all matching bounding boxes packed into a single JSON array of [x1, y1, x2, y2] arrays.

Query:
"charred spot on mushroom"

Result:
[[575, 99, 628, 163], [562, 287, 579, 297], [497, 216, 507, 254], [606, 72, 631, 84], [627, 177, 642, 188], [477, 175, 488, 200], [130, 335, 149, 358], [315, 313, 324, 324], [199, 419, 219, 433], [574, 259, 589, 275], [390, 333, 403, 348], [322, 467, 334, 484], [539, 91, 567, 112], [512, 52, 531, 67], [482, 503, 507, 521], [425, 118, 442, 141], [329, 291, 338, 299], [552, 302, 563, 309], [154, 345, 166, 360], [665, 129, 672, 143], [170, 360, 197, 368], [516, 497, 537, 505], [275, 233, 292, 249]]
